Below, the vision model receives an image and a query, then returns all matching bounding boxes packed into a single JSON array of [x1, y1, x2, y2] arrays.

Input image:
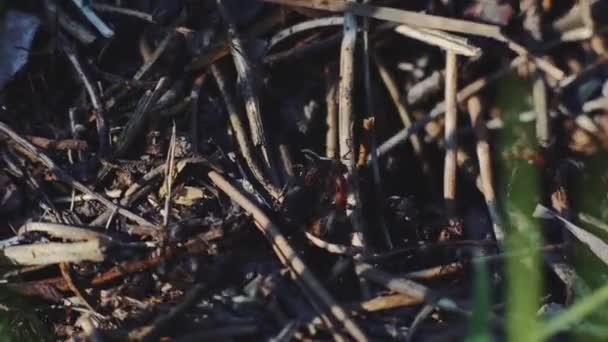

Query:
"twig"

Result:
[[394, 25, 481, 57], [133, 29, 178, 81], [578, 212, 608, 233], [130, 284, 206, 341], [44, 1, 96, 45], [444, 51, 458, 216], [552, 0, 594, 42], [325, 63, 339, 159], [91, 3, 155, 23], [173, 325, 259, 342], [261, 0, 504, 39], [407, 71, 444, 105], [71, 0, 114, 38], [68, 108, 84, 162], [19, 136, 87, 151], [0, 122, 154, 227], [1, 240, 107, 266], [188, 9, 289, 71], [363, 12, 392, 249], [190, 74, 205, 154], [583, 96, 608, 112], [162, 124, 177, 227], [63, 43, 109, 155], [207, 170, 368, 342], [505, 40, 565, 81], [59, 263, 98, 314], [304, 232, 364, 256], [467, 96, 505, 246], [265, 32, 343, 65], [338, 10, 357, 172], [429, 56, 526, 118], [358, 294, 422, 312], [268, 16, 345, 49], [338, 5, 368, 250], [402, 262, 463, 280], [373, 54, 435, 200], [371, 55, 526, 164], [18, 222, 108, 242], [210, 64, 282, 201], [217, 0, 275, 178], [278, 142, 294, 180], [374, 54, 422, 153], [535, 205, 608, 267], [355, 263, 467, 314], [114, 77, 168, 157], [533, 72, 551, 147], [91, 157, 209, 226], [406, 305, 434, 342]]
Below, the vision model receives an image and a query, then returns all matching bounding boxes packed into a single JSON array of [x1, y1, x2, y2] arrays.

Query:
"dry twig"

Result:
[[0, 122, 154, 227], [207, 170, 368, 342], [444, 51, 458, 216]]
